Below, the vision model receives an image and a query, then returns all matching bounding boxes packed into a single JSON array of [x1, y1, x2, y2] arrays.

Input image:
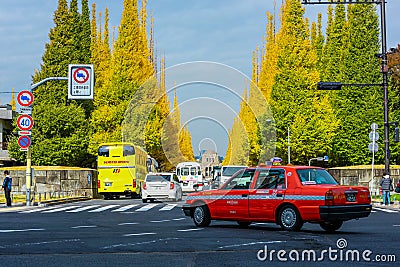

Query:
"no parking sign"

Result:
[[68, 64, 94, 100]]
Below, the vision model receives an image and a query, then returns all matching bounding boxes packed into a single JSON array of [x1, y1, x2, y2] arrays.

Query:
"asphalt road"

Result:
[[0, 198, 399, 267]]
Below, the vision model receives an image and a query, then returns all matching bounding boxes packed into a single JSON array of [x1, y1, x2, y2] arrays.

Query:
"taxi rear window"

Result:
[[296, 169, 338, 185]]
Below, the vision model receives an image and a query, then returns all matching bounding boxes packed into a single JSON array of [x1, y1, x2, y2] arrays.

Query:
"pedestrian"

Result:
[[2, 170, 12, 207], [380, 174, 393, 205]]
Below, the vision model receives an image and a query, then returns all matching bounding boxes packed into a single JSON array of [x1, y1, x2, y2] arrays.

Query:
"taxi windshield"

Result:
[[296, 168, 338, 185]]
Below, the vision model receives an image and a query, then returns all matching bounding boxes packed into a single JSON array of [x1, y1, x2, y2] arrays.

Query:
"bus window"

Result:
[[190, 167, 196, 175], [123, 145, 135, 156], [98, 146, 109, 157], [182, 167, 189, 176]]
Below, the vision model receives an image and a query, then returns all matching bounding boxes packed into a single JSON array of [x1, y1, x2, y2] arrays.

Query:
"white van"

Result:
[[220, 165, 248, 185]]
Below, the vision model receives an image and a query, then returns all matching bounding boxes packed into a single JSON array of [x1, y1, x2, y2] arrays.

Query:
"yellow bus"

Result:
[[97, 143, 148, 199]]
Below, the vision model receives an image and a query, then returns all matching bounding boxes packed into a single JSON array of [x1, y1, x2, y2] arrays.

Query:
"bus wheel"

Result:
[[103, 194, 110, 200], [142, 199, 148, 203]]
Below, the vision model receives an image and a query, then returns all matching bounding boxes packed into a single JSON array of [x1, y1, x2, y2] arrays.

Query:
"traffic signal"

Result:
[[395, 127, 399, 142]]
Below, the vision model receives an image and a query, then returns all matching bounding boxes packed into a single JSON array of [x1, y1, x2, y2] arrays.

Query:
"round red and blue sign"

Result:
[[17, 90, 34, 107], [18, 135, 31, 149], [17, 114, 34, 131]]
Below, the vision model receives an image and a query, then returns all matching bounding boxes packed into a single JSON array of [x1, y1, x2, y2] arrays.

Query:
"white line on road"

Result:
[[0, 228, 45, 233], [41, 206, 80, 213], [150, 219, 171, 223], [118, 222, 139, 225], [88, 205, 120, 212], [177, 228, 204, 232], [71, 225, 97, 229], [159, 204, 177, 211], [111, 204, 138, 212], [66, 205, 100, 213], [172, 218, 186, 221], [393, 225, 400, 227], [218, 240, 286, 249], [373, 207, 399, 213], [123, 232, 156, 236], [19, 206, 62, 213], [135, 204, 158, 212]]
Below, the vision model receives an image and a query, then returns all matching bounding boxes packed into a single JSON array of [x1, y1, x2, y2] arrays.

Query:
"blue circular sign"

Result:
[[18, 135, 31, 149]]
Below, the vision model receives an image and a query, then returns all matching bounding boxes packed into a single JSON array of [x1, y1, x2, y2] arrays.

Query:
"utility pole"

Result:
[[303, 0, 390, 175]]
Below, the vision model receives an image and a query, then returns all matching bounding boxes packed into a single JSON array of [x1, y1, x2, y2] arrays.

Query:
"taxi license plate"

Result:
[[105, 182, 112, 187], [346, 193, 356, 202]]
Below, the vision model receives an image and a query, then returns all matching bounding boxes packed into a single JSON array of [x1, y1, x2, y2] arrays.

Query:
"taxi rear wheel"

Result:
[[278, 205, 303, 231], [193, 205, 211, 227], [319, 221, 343, 232]]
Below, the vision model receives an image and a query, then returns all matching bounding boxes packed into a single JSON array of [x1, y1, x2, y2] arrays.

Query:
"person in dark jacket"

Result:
[[380, 174, 393, 205], [2, 170, 12, 207]]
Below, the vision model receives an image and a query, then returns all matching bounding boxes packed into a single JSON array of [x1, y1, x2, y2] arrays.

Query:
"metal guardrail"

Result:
[[2, 190, 90, 204]]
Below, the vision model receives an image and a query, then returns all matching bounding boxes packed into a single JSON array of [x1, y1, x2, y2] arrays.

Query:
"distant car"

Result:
[[182, 165, 372, 232], [142, 173, 183, 203]]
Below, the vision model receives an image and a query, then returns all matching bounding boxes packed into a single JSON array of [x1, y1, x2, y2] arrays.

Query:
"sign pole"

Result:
[[26, 147, 32, 206]]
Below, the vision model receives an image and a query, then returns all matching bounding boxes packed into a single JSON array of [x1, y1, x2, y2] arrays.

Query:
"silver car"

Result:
[[142, 173, 183, 203]]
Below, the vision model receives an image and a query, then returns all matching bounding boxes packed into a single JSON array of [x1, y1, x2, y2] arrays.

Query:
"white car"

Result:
[[220, 165, 248, 185], [142, 173, 183, 203]]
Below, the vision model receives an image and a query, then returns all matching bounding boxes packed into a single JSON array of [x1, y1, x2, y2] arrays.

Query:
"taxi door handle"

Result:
[[242, 194, 248, 197], [276, 193, 283, 197]]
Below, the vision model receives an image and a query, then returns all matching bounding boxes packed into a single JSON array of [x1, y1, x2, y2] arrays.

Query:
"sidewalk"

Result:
[[0, 196, 91, 212], [372, 200, 400, 210]]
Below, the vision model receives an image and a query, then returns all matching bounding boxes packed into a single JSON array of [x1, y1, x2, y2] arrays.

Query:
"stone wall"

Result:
[[1, 167, 99, 198], [328, 165, 400, 195]]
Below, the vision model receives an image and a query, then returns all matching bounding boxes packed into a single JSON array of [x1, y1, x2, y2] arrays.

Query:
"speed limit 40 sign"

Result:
[[17, 114, 34, 131]]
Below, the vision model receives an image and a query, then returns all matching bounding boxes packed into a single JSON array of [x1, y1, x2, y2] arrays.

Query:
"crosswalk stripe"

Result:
[[19, 206, 61, 213], [66, 205, 100, 213], [42, 206, 80, 213], [111, 204, 138, 212], [373, 207, 399, 213], [159, 204, 177, 211], [88, 205, 120, 212], [135, 203, 158, 211]]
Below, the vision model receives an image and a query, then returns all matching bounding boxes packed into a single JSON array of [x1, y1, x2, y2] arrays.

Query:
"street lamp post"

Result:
[[287, 126, 290, 164], [303, 0, 390, 175]]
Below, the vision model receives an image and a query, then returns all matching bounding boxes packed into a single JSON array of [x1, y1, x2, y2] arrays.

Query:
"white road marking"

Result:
[[0, 228, 45, 233], [373, 207, 399, 213], [118, 222, 139, 226], [19, 206, 63, 213], [123, 232, 156, 236], [218, 240, 286, 249], [71, 225, 97, 229], [135, 204, 158, 212], [177, 228, 203, 232], [88, 205, 120, 212], [111, 204, 138, 212], [41, 206, 80, 213], [159, 204, 177, 211], [172, 218, 186, 221], [393, 225, 400, 227], [150, 219, 170, 223], [66, 205, 100, 213]]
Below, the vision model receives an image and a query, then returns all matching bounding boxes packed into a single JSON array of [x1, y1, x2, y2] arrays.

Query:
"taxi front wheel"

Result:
[[278, 205, 303, 231], [193, 205, 211, 227]]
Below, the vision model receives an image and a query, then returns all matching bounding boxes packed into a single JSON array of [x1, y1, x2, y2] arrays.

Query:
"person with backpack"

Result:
[[2, 170, 12, 207], [380, 174, 393, 205]]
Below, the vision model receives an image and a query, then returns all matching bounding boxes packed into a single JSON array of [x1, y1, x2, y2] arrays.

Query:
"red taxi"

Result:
[[182, 166, 372, 232]]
